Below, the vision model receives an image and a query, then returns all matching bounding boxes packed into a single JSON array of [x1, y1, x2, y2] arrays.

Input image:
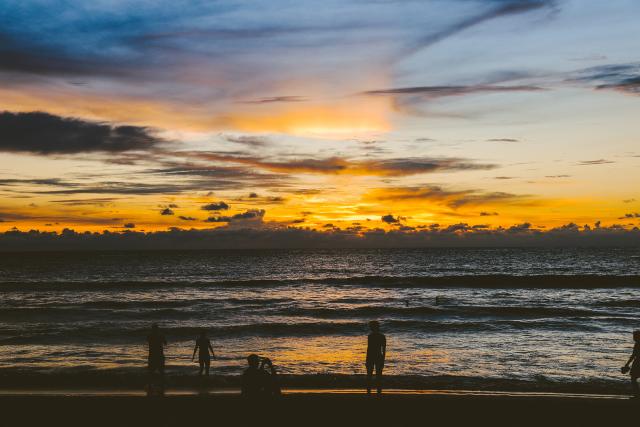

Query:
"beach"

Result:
[[2, 389, 638, 426]]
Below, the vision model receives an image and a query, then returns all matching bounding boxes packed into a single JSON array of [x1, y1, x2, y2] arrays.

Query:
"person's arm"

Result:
[[208, 342, 215, 358], [624, 347, 637, 368], [192, 342, 199, 361], [381, 335, 387, 361]]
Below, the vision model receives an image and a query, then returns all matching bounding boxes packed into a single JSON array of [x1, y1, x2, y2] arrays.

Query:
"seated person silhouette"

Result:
[[241, 354, 280, 398], [192, 330, 215, 376], [366, 320, 386, 395], [622, 330, 640, 398]]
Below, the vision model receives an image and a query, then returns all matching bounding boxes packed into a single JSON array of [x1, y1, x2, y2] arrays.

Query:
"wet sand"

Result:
[[2, 389, 638, 426]]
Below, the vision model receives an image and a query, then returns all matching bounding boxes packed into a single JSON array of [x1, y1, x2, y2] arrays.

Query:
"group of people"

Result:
[[147, 323, 640, 398]]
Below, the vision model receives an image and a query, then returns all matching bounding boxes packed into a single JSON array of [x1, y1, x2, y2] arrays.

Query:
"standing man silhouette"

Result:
[[192, 330, 215, 376], [146, 323, 167, 395], [366, 320, 386, 395]]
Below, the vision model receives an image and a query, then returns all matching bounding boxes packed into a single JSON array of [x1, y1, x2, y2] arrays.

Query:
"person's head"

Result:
[[369, 320, 380, 333], [634, 330, 640, 342], [247, 354, 260, 368]]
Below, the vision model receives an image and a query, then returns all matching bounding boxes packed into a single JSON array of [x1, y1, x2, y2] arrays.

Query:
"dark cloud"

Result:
[[508, 222, 531, 233], [193, 153, 496, 176], [50, 198, 119, 206], [160, 208, 174, 216], [362, 85, 544, 99], [205, 209, 265, 223], [621, 213, 640, 218], [178, 216, 198, 221], [494, 176, 515, 180], [7, 222, 639, 251], [0, 111, 164, 154], [241, 96, 307, 104], [123, 223, 135, 229], [571, 63, 640, 96], [369, 186, 529, 209], [249, 192, 259, 198], [487, 138, 519, 143], [381, 214, 400, 224], [480, 211, 499, 216], [404, 0, 557, 55], [202, 201, 230, 211], [223, 135, 270, 147], [577, 159, 615, 166], [545, 175, 571, 178], [623, 199, 636, 204]]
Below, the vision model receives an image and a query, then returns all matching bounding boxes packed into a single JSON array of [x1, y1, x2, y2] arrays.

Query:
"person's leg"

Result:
[[199, 359, 204, 376], [204, 358, 210, 376], [366, 362, 373, 394], [375, 361, 383, 394], [632, 375, 639, 397]]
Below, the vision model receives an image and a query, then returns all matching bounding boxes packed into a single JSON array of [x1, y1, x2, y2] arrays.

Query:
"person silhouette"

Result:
[[192, 330, 215, 376], [146, 323, 167, 396], [366, 320, 386, 395], [241, 354, 280, 398], [622, 330, 640, 398], [147, 323, 167, 375]]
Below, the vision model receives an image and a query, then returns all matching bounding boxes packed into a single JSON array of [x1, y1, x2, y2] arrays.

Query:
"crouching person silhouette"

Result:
[[241, 354, 281, 398]]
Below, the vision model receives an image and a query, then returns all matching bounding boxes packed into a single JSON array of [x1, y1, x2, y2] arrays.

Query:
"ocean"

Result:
[[0, 248, 639, 391]]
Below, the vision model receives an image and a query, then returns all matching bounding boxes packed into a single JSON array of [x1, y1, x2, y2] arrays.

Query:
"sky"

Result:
[[0, 0, 639, 246]]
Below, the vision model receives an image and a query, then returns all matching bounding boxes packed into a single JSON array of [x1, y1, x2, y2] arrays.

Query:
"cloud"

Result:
[[205, 209, 265, 223], [123, 223, 135, 229], [366, 185, 529, 209], [621, 213, 640, 218], [404, 0, 557, 55], [178, 216, 198, 221], [362, 85, 544, 99], [3, 222, 639, 251], [160, 208, 174, 216], [241, 96, 307, 104], [190, 152, 497, 177], [571, 63, 640, 96], [577, 159, 615, 166], [201, 201, 230, 211], [50, 197, 119, 206], [545, 175, 570, 178], [623, 199, 636, 204], [223, 135, 270, 147], [480, 211, 499, 216], [487, 138, 519, 143], [0, 111, 164, 154], [381, 214, 400, 224]]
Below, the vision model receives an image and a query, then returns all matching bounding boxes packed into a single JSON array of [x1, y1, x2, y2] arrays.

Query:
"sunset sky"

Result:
[[1, 0, 639, 236]]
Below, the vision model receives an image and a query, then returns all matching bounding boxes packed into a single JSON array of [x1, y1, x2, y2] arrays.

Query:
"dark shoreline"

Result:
[[0, 373, 633, 396]]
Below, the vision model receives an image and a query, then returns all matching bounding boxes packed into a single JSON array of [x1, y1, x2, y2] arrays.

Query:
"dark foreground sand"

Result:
[[1, 390, 638, 426]]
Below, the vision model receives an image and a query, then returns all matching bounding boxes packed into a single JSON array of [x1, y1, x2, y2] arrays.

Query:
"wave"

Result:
[[0, 318, 605, 345], [0, 274, 638, 290]]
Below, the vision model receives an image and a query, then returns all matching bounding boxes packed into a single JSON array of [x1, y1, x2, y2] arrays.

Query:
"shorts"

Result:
[[148, 354, 165, 372], [366, 357, 384, 374]]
